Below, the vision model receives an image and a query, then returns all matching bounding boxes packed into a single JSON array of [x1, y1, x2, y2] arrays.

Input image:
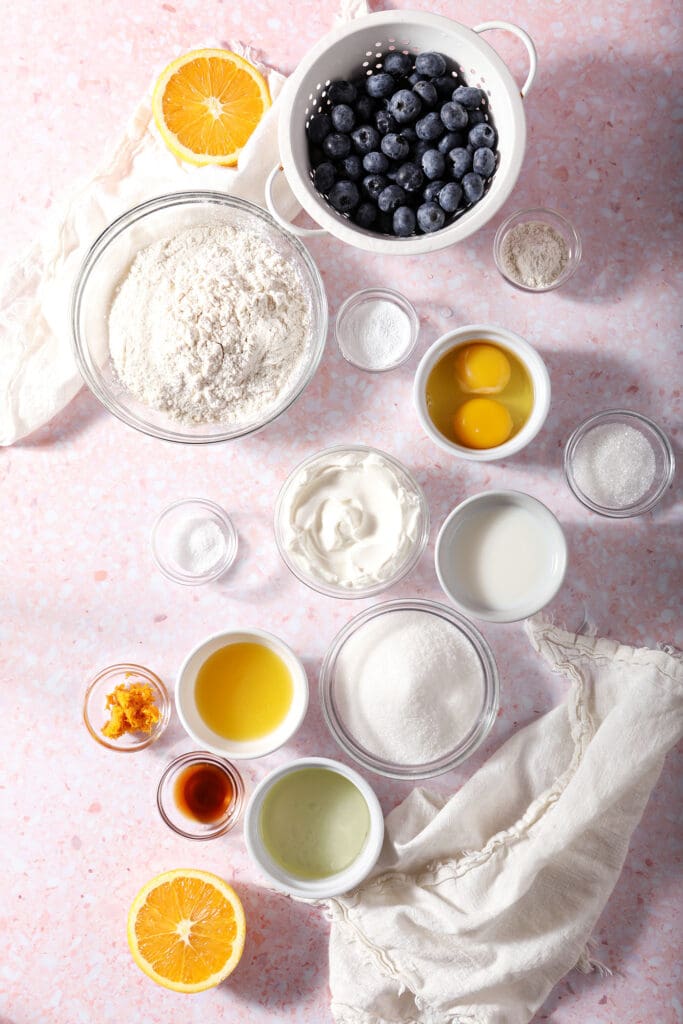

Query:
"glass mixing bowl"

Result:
[[320, 598, 499, 779], [71, 192, 328, 443]]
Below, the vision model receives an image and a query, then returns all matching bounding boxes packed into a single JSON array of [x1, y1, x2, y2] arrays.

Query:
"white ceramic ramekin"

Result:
[[244, 756, 385, 899], [435, 490, 567, 622], [413, 324, 551, 462], [175, 629, 309, 759]]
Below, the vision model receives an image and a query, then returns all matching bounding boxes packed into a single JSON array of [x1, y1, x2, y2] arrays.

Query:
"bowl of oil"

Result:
[[413, 324, 550, 461], [175, 629, 309, 759], [244, 756, 385, 899]]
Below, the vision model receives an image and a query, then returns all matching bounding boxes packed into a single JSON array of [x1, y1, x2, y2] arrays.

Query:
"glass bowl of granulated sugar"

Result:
[[320, 598, 499, 780], [493, 207, 581, 293], [72, 192, 328, 443]]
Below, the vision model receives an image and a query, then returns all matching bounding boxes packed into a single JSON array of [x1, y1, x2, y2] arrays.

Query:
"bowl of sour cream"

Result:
[[435, 490, 567, 622], [273, 444, 429, 598]]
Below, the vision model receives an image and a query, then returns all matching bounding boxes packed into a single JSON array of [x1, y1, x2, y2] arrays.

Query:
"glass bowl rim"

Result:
[[273, 443, 430, 599], [71, 190, 328, 444], [334, 286, 420, 373], [83, 662, 171, 751], [492, 206, 582, 293], [150, 497, 238, 585], [319, 597, 500, 779], [563, 408, 676, 518], [156, 749, 246, 840]]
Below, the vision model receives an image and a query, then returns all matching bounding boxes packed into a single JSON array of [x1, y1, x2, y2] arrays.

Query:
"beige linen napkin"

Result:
[[0, 0, 370, 446], [327, 618, 683, 1024]]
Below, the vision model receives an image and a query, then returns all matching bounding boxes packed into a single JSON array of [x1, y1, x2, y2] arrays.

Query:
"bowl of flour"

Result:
[[72, 192, 327, 442]]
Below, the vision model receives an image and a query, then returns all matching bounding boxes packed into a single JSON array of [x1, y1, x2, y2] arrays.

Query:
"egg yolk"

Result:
[[454, 343, 511, 394], [453, 398, 514, 449]]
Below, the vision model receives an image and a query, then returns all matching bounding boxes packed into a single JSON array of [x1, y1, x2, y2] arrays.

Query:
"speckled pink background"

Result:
[[1, 1, 682, 1022]]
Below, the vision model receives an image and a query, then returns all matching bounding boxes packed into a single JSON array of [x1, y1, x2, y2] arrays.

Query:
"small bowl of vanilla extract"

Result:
[[157, 751, 245, 840]]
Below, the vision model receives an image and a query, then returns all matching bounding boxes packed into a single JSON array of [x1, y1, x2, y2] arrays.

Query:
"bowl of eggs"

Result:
[[413, 324, 550, 461]]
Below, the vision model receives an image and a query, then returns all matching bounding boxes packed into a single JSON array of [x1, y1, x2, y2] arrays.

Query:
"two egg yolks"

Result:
[[452, 344, 514, 449]]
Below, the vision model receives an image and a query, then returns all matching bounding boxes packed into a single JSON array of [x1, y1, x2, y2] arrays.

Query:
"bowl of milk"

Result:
[[435, 490, 567, 623]]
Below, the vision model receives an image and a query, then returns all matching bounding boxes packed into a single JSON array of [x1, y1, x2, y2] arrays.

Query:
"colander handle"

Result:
[[265, 164, 327, 237], [473, 21, 537, 98]]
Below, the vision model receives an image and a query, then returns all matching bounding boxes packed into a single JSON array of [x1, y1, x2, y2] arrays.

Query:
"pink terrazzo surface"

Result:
[[1, 0, 682, 1022]]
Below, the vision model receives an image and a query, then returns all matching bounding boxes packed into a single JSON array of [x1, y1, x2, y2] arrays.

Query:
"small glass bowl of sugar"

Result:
[[151, 498, 238, 584], [335, 287, 419, 372], [564, 410, 675, 518]]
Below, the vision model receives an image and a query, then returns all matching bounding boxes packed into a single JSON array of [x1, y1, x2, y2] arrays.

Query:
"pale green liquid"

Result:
[[260, 768, 370, 879]]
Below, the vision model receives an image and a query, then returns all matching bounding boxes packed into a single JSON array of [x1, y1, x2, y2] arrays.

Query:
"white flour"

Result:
[[108, 224, 311, 424]]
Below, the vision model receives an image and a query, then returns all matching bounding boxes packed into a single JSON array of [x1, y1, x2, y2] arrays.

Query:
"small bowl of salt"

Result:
[[493, 207, 581, 293], [564, 410, 675, 518], [151, 498, 238, 584], [335, 287, 419, 372]]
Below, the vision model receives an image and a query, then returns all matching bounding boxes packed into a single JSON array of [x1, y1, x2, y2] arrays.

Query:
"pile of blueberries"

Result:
[[306, 50, 498, 237]]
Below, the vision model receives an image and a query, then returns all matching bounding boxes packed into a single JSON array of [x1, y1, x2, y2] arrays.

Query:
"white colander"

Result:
[[266, 10, 536, 255]]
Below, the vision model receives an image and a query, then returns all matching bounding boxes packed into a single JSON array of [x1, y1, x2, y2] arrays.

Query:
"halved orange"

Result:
[[127, 868, 246, 992], [152, 48, 271, 166]]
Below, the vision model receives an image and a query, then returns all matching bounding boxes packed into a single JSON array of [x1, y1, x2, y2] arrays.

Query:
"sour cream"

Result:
[[277, 447, 425, 591]]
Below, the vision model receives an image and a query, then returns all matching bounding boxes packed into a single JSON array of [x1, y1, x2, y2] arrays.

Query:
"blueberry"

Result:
[[472, 146, 496, 178], [378, 183, 407, 213], [408, 72, 428, 86], [433, 74, 457, 97], [309, 145, 325, 167], [331, 104, 355, 133], [313, 161, 336, 193], [412, 80, 438, 107], [340, 154, 363, 181], [417, 201, 446, 232], [415, 52, 447, 77], [468, 110, 487, 126], [401, 126, 418, 143], [363, 150, 389, 174], [413, 139, 432, 160], [421, 148, 446, 180], [376, 211, 395, 235], [355, 95, 376, 123], [452, 85, 484, 109], [438, 131, 465, 154], [440, 101, 468, 131], [381, 132, 410, 160], [362, 173, 388, 201], [438, 181, 462, 213], [323, 132, 351, 159], [351, 124, 381, 155], [448, 147, 473, 179], [383, 52, 413, 77], [462, 172, 485, 203], [469, 122, 497, 148], [395, 161, 423, 192], [366, 72, 396, 99], [423, 179, 445, 202], [328, 80, 356, 105], [328, 180, 360, 212], [415, 112, 444, 140], [388, 89, 422, 124], [393, 205, 416, 236], [374, 109, 397, 135], [354, 202, 378, 229], [306, 113, 331, 146]]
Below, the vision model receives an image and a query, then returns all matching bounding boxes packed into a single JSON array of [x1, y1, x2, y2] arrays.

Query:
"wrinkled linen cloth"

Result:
[[0, 0, 369, 445], [327, 617, 683, 1024]]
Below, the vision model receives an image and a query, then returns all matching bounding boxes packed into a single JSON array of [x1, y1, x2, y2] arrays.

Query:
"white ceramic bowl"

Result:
[[244, 756, 385, 899], [413, 324, 551, 462], [175, 629, 309, 758], [435, 490, 567, 622]]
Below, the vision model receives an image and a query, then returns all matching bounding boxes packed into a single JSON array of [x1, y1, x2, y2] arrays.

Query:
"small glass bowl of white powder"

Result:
[[320, 598, 499, 780], [151, 498, 238, 584], [335, 288, 419, 372], [493, 207, 581, 292], [564, 410, 675, 517]]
